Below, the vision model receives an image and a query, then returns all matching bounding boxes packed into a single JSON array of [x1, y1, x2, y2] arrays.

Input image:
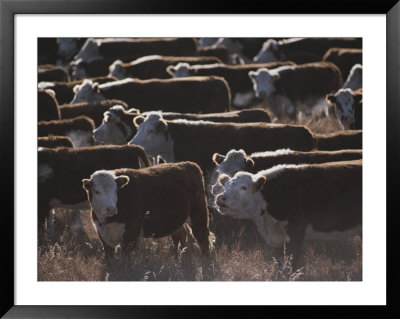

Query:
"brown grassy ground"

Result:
[[38, 108, 362, 281]]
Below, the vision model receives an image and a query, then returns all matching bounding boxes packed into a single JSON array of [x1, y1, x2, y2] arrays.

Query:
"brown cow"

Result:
[[38, 136, 74, 148], [38, 89, 60, 122], [323, 48, 362, 81], [315, 130, 362, 150], [38, 64, 70, 82]]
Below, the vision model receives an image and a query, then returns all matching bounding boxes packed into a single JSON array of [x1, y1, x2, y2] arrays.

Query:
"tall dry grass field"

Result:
[[38, 112, 362, 281]]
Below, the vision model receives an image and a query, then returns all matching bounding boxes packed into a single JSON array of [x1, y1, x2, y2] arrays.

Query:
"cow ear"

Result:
[[73, 84, 81, 94], [212, 153, 225, 165], [354, 94, 363, 103], [245, 157, 255, 170], [82, 179, 92, 191], [116, 175, 130, 189], [254, 176, 266, 191], [166, 65, 176, 76], [133, 115, 145, 127], [155, 120, 167, 132], [93, 82, 100, 93], [218, 174, 230, 186], [157, 155, 166, 164], [326, 94, 336, 104], [248, 70, 257, 80]]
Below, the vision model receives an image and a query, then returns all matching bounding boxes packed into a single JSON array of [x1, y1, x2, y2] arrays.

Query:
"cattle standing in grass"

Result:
[[59, 99, 129, 127], [248, 62, 342, 118], [323, 48, 362, 81], [214, 160, 362, 267], [210, 148, 363, 196], [38, 89, 60, 122], [315, 130, 362, 150], [38, 76, 117, 105], [38, 145, 151, 228], [38, 64, 70, 82], [108, 55, 222, 80], [38, 136, 74, 148], [70, 77, 231, 113], [129, 113, 316, 174], [38, 116, 95, 148], [82, 162, 213, 269], [253, 38, 362, 64]]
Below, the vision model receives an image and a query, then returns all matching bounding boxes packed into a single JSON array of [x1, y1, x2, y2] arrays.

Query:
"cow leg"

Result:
[[285, 222, 306, 271], [170, 224, 188, 253], [189, 198, 211, 257]]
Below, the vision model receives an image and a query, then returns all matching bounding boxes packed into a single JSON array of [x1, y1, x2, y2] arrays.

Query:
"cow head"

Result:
[[213, 38, 244, 54], [108, 59, 126, 79], [129, 112, 173, 161], [253, 39, 281, 63], [93, 105, 135, 145], [198, 38, 218, 47], [326, 88, 362, 130], [70, 59, 88, 80], [210, 149, 254, 196], [248, 68, 280, 99], [82, 170, 129, 222], [214, 171, 266, 219], [166, 62, 193, 77], [71, 79, 105, 104], [73, 38, 102, 63]]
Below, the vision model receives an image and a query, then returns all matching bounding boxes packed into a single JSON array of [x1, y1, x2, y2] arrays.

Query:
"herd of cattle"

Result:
[[38, 37, 363, 272]]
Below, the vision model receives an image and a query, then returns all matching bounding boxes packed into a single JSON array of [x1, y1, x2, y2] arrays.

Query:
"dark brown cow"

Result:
[[59, 99, 129, 127], [215, 160, 362, 267], [38, 116, 95, 148], [130, 113, 316, 174], [38, 145, 151, 228], [71, 77, 231, 113], [38, 64, 70, 82], [82, 162, 213, 269], [108, 55, 222, 80], [38, 89, 60, 122], [323, 48, 362, 81], [197, 46, 231, 64], [315, 130, 362, 151], [38, 76, 117, 105], [38, 136, 74, 148]]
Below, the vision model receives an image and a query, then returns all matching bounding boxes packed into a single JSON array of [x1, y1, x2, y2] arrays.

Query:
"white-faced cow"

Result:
[[342, 64, 362, 91]]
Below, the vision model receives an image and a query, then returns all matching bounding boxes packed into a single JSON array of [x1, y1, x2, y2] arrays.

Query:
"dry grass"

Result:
[[38, 110, 361, 281]]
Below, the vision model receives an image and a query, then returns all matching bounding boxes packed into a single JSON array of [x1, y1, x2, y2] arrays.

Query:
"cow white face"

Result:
[[70, 79, 105, 104], [57, 38, 78, 59], [129, 113, 172, 160], [166, 63, 192, 78], [108, 60, 126, 79], [74, 38, 102, 63], [253, 39, 280, 63], [93, 106, 131, 145], [215, 172, 266, 219], [327, 89, 356, 130], [343, 64, 362, 91], [248, 68, 279, 99], [82, 170, 129, 222]]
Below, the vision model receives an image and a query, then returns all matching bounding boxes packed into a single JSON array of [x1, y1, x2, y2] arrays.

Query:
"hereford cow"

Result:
[[322, 48, 362, 81], [93, 107, 271, 145], [129, 113, 316, 174], [248, 62, 342, 118], [214, 160, 362, 267], [70, 77, 231, 113], [38, 145, 151, 228], [166, 61, 295, 108], [59, 99, 129, 127], [253, 38, 362, 64], [38, 76, 117, 105], [82, 162, 214, 269], [38, 89, 60, 122], [108, 55, 222, 80], [326, 88, 363, 130], [74, 37, 198, 63], [315, 129, 362, 150], [210, 148, 363, 196], [38, 64, 70, 82], [342, 64, 362, 91], [38, 136, 74, 148], [38, 116, 95, 148]]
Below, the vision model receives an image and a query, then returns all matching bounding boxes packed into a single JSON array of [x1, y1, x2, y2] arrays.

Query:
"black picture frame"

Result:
[[1, 0, 399, 317]]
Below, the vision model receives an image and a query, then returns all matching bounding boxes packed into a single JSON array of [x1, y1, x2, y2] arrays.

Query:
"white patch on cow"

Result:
[[232, 91, 255, 108], [94, 220, 125, 248], [262, 164, 306, 180], [99, 78, 133, 91], [334, 88, 356, 130], [171, 119, 215, 125], [108, 59, 126, 79], [66, 130, 92, 148], [38, 81, 55, 90], [343, 64, 362, 91], [129, 112, 175, 162], [38, 164, 54, 183], [251, 149, 294, 158], [74, 38, 103, 63], [213, 38, 243, 54], [57, 38, 79, 58], [253, 39, 281, 63], [70, 79, 105, 104], [169, 62, 192, 77], [305, 224, 362, 241]]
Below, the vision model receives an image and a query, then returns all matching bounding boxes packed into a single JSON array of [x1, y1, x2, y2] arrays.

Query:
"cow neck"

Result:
[[159, 132, 175, 162]]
